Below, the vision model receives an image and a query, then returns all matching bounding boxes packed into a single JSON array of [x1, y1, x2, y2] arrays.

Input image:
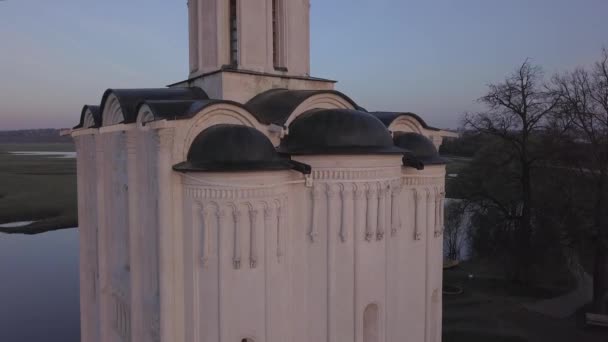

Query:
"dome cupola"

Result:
[[278, 109, 406, 155], [174, 124, 309, 173], [393, 132, 447, 166]]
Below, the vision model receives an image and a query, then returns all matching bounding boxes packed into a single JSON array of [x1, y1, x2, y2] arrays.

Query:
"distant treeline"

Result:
[[439, 131, 487, 157], [0, 129, 72, 144]]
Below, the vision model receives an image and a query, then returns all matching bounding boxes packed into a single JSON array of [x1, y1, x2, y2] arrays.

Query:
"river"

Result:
[[0, 228, 80, 342]]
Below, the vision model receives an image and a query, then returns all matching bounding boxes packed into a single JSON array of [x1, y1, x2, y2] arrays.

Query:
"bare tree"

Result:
[[444, 201, 468, 261], [464, 61, 558, 282], [552, 49, 608, 313]]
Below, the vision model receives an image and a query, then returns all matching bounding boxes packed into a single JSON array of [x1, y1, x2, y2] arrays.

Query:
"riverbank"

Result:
[[0, 143, 77, 234]]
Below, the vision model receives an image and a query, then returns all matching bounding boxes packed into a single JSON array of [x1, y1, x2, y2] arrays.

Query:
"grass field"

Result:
[[442, 261, 606, 342], [0, 143, 77, 234]]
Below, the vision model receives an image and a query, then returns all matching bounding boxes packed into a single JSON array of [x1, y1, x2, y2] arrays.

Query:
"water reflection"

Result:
[[0, 228, 80, 342]]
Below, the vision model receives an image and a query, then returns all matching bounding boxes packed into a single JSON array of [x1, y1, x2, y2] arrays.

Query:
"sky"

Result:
[[1, 0, 607, 131]]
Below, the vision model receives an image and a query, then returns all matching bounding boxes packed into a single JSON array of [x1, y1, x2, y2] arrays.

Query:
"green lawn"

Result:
[[443, 261, 606, 342], [0, 143, 77, 234]]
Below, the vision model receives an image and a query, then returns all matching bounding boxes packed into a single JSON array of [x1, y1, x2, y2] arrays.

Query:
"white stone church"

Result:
[[67, 1, 454, 341]]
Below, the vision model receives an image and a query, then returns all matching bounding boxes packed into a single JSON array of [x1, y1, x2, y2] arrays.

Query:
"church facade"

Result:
[[68, 1, 453, 342]]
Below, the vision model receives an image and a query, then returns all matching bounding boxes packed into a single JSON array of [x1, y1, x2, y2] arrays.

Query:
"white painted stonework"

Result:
[[70, 1, 449, 342]]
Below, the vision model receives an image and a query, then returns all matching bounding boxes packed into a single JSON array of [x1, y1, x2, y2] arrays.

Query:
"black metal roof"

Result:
[[245, 88, 363, 125], [136, 99, 248, 122], [74, 105, 101, 129], [278, 108, 407, 155], [100, 87, 209, 124], [393, 132, 447, 166], [371, 112, 441, 132], [173, 124, 296, 172]]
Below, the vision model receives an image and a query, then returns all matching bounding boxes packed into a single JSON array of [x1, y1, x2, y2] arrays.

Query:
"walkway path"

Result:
[[525, 258, 592, 319]]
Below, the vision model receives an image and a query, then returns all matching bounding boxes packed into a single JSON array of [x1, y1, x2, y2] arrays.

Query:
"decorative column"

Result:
[[414, 189, 424, 241], [232, 206, 243, 270], [326, 183, 340, 342], [277, 198, 287, 262], [426, 188, 436, 240], [310, 185, 324, 242], [95, 133, 112, 342], [354, 185, 367, 241], [434, 188, 444, 238], [340, 184, 353, 242], [155, 128, 175, 342], [199, 206, 213, 268], [377, 183, 387, 241], [365, 184, 378, 242], [249, 206, 260, 268], [126, 129, 143, 342], [264, 204, 276, 261], [390, 180, 402, 236]]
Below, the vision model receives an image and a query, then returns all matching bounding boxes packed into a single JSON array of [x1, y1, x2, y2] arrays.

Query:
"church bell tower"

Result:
[[180, 0, 335, 103]]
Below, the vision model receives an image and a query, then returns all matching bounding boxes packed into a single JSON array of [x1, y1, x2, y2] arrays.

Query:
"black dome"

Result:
[[393, 132, 447, 165], [278, 109, 406, 155], [173, 124, 293, 172]]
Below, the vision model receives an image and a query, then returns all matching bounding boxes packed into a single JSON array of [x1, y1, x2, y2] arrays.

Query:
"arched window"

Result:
[[363, 303, 379, 342], [272, 0, 285, 69], [229, 0, 238, 65]]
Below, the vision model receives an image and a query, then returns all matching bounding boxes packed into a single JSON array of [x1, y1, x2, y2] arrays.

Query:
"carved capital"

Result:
[[366, 185, 378, 199], [326, 184, 339, 199], [340, 184, 353, 199], [216, 208, 227, 219], [249, 208, 259, 221], [264, 206, 275, 219], [391, 180, 403, 196], [312, 186, 324, 199], [233, 208, 243, 222]]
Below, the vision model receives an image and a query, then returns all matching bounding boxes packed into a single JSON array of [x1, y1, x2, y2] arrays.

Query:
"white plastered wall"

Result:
[[188, 71, 335, 104], [179, 171, 299, 342], [402, 165, 446, 342], [74, 131, 101, 342], [72, 97, 446, 342]]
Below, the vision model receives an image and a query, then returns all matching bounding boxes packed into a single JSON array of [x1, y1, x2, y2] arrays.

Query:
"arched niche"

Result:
[[136, 104, 156, 125], [363, 303, 380, 342], [102, 93, 125, 126], [388, 116, 425, 135], [83, 109, 97, 129], [284, 93, 356, 127], [181, 104, 268, 160]]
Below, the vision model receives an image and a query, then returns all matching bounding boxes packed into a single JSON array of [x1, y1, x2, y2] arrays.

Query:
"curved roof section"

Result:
[[137, 99, 248, 122], [100, 87, 209, 124], [74, 105, 101, 129], [245, 88, 363, 125], [371, 112, 440, 132], [394, 132, 447, 166], [174, 124, 294, 172], [278, 109, 406, 155]]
